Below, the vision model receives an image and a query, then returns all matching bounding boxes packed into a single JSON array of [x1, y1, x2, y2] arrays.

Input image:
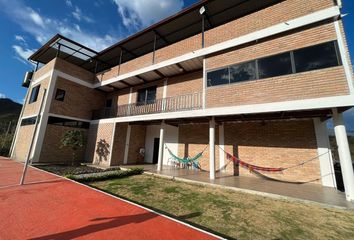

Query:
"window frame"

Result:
[[29, 85, 40, 104], [54, 88, 66, 102], [136, 86, 157, 105]]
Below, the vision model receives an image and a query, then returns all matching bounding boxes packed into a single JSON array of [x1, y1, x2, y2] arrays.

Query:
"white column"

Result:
[[219, 123, 225, 172], [333, 108, 354, 201], [313, 118, 336, 188], [123, 124, 131, 164], [209, 117, 216, 180], [157, 121, 165, 171]]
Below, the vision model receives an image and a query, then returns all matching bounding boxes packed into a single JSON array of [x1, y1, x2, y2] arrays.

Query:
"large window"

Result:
[[206, 41, 342, 88], [137, 86, 157, 105], [207, 68, 229, 87], [294, 41, 340, 73], [230, 61, 256, 83], [48, 117, 90, 129], [21, 117, 37, 126], [29, 85, 40, 104], [258, 52, 292, 79]]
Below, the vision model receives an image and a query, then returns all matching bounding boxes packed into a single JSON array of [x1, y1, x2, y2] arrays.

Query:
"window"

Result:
[[258, 52, 292, 79], [47, 116, 90, 129], [230, 61, 256, 83], [294, 41, 340, 73], [137, 86, 157, 105], [207, 68, 229, 87], [55, 89, 66, 101], [105, 99, 112, 108], [21, 117, 37, 126], [29, 85, 40, 104]]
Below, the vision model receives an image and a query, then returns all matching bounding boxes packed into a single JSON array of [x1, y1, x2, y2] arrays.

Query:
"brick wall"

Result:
[[111, 123, 128, 166], [32, 59, 55, 80], [50, 77, 105, 120], [12, 125, 35, 162], [205, 21, 349, 108], [23, 78, 50, 118], [166, 71, 203, 97], [178, 119, 321, 183], [54, 58, 95, 83], [224, 119, 320, 183], [94, 0, 334, 84], [39, 125, 88, 164], [127, 125, 146, 164], [87, 123, 115, 167]]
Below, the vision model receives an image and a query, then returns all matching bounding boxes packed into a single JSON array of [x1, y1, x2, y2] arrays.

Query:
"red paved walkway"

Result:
[[0, 158, 220, 240]]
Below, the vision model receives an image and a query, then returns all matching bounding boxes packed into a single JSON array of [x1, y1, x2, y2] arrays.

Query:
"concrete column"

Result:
[[157, 121, 165, 171], [123, 125, 131, 164], [209, 117, 216, 180], [333, 108, 354, 201], [313, 118, 336, 188], [219, 123, 225, 172]]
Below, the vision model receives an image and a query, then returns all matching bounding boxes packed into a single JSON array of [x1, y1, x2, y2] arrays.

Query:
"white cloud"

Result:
[[0, 93, 6, 99], [65, 0, 72, 7], [72, 6, 94, 23], [15, 35, 25, 42], [0, 0, 115, 51], [12, 45, 35, 64], [112, 0, 184, 29]]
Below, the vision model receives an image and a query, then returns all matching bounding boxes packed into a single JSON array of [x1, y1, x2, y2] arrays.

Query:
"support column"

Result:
[[209, 117, 216, 180], [219, 123, 225, 172], [313, 118, 336, 188], [157, 121, 165, 171], [333, 108, 354, 201], [123, 124, 131, 164]]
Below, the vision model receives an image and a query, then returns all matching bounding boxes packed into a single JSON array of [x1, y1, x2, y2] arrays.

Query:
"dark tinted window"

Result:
[[105, 99, 112, 108], [294, 42, 340, 73], [55, 89, 66, 101], [258, 52, 292, 79], [48, 117, 90, 129], [137, 86, 157, 105], [29, 85, 40, 103], [21, 117, 37, 126], [207, 68, 229, 87], [230, 61, 256, 83]]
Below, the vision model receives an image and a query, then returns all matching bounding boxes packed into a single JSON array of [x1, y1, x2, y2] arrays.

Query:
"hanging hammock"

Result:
[[166, 145, 208, 165]]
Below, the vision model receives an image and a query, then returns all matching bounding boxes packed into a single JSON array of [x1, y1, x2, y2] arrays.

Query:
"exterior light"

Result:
[[199, 6, 206, 15]]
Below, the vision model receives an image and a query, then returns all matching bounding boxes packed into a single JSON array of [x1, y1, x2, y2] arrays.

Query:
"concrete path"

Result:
[[0, 158, 220, 240]]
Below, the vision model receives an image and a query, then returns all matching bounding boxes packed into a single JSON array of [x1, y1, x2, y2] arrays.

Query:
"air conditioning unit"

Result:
[[22, 71, 33, 88]]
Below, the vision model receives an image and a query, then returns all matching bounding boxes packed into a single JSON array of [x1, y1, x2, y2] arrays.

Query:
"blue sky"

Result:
[[0, 0, 353, 130]]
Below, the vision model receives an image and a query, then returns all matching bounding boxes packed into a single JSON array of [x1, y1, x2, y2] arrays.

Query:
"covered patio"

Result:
[[123, 164, 354, 209]]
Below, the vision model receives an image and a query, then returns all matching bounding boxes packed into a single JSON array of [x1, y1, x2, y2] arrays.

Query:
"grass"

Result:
[[90, 174, 354, 240]]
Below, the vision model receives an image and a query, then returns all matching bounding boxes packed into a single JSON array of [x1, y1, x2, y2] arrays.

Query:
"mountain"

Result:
[[0, 98, 22, 122]]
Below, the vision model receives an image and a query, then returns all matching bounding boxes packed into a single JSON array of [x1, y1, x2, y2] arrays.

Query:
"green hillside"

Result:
[[0, 98, 22, 156]]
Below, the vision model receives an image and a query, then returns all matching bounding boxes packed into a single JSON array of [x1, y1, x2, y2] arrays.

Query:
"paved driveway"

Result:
[[0, 158, 220, 240]]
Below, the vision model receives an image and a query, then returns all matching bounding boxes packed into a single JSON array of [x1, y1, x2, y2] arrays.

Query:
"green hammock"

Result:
[[166, 146, 204, 164]]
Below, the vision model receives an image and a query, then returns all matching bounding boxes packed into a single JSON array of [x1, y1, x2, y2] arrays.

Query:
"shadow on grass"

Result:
[[87, 183, 236, 240]]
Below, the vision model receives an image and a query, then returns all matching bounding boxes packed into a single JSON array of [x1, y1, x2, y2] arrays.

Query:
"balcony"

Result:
[[92, 92, 202, 120]]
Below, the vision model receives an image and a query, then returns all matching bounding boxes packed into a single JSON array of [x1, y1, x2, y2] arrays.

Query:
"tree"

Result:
[[60, 130, 84, 166]]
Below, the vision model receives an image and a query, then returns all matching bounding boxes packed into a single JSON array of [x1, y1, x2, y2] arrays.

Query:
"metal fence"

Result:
[[92, 92, 202, 119]]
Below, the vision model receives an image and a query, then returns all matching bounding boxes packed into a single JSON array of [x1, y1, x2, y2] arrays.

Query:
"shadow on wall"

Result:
[[95, 139, 110, 165]]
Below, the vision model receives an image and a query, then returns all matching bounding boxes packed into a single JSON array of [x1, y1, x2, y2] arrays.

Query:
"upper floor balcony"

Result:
[[92, 92, 202, 120]]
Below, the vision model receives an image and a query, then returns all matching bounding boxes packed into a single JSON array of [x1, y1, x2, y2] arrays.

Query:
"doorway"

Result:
[[152, 138, 160, 164]]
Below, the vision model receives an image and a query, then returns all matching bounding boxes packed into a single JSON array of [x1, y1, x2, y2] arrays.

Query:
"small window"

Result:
[[230, 61, 257, 83], [207, 68, 229, 87], [21, 117, 37, 126], [105, 99, 112, 108], [258, 52, 292, 79], [137, 86, 157, 105], [29, 85, 40, 104], [55, 89, 66, 101], [294, 41, 340, 73]]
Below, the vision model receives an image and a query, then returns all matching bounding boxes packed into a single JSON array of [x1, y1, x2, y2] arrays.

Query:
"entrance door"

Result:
[[152, 138, 160, 164]]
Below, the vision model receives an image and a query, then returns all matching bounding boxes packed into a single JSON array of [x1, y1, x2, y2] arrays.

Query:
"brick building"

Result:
[[10, 0, 354, 201]]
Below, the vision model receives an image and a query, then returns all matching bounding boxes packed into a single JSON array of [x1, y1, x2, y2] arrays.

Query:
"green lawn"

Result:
[[90, 174, 354, 240]]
